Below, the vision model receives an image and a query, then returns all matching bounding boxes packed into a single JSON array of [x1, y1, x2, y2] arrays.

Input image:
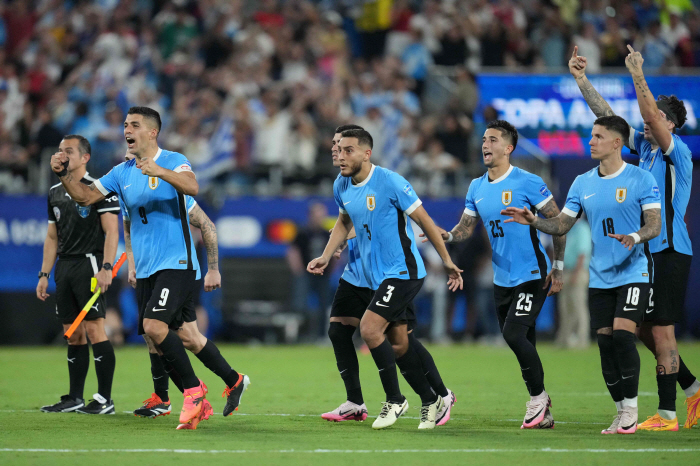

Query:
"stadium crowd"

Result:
[[0, 0, 698, 198]]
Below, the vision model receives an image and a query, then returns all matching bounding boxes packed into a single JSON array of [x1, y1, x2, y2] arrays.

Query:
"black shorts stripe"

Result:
[[396, 207, 418, 279], [663, 155, 675, 250], [529, 207, 548, 278], [640, 211, 653, 284], [177, 192, 193, 270]]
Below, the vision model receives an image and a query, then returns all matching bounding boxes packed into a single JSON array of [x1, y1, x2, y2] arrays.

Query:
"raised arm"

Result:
[[609, 208, 661, 250], [50, 153, 106, 206], [189, 204, 220, 291], [501, 206, 577, 236], [537, 199, 566, 296], [569, 46, 615, 118]]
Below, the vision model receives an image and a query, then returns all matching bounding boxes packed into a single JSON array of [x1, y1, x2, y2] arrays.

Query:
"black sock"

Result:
[[195, 340, 240, 388], [159, 355, 184, 394], [369, 338, 403, 403], [597, 333, 624, 404], [67, 344, 89, 400], [502, 323, 544, 396], [396, 345, 437, 405], [328, 322, 363, 404], [657, 373, 678, 412], [408, 333, 448, 397], [677, 356, 696, 390], [149, 353, 170, 401], [613, 329, 640, 400], [91, 341, 115, 400], [157, 331, 199, 389]]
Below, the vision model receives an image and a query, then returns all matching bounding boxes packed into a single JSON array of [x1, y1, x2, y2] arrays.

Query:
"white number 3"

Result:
[[383, 285, 395, 303]]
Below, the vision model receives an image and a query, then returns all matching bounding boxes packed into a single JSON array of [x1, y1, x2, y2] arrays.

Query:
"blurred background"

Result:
[[0, 0, 698, 347]]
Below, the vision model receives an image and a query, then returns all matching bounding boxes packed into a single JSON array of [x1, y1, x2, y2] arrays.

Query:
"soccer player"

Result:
[[308, 129, 463, 430], [570, 45, 698, 430], [503, 115, 662, 434], [38, 135, 119, 415], [425, 120, 564, 429], [322, 125, 456, 425], [51, 107, 212, 430]]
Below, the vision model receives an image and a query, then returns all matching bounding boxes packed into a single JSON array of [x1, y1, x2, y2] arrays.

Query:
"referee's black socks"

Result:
[[369, 338, 404, 404], [408, 333, 448, 398], [195, 340, 240, 388], [157, 331, 199, 389], [67, 344, 89, 400], [328, 322, 363, 405], [92, 340, 115, 401]]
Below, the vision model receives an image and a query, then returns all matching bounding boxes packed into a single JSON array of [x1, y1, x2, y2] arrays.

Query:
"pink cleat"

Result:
[[436, 389, 456, 426], [616, 407, 638, 434], [177, 399, 213, 430], [321, 401, 368, 422], [178, 381, 206, 426], [521, 394, 551, 429]]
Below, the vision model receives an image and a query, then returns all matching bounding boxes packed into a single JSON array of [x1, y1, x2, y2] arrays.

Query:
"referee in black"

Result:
[[36, 135, 120, 415]]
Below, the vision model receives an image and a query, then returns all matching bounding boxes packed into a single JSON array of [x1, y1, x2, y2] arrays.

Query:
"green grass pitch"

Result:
[[1, 342, 699, 465]]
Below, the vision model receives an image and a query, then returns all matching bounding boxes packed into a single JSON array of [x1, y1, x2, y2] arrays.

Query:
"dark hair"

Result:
[[62, 134, 91, 156], [340, 128, 373, 149], [127, 106, 162, 133], [656, 95, 687, 130], [486, 120, 518, 151], [335, 124, 364, 134], [594, 115, 630, 142]]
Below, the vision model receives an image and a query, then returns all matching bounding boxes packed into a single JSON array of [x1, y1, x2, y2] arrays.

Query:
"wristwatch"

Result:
[[102, 262, 113, 271], [38, 271, 50, 279]]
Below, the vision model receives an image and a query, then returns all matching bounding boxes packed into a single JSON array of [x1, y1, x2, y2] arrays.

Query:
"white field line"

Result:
[[1, 448, 700, 454]]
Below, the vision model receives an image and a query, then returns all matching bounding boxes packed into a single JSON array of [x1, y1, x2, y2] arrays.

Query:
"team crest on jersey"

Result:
[[76, 204, 91, 218], [502, 190, 513, 206], [366, 195, 376, 211], [149, 177, 159, 190], [53, 207, 60, 222], [615, 187, 627, 203]]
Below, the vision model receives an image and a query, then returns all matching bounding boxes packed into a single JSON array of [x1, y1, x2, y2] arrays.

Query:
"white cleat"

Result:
[[521, 393, 551, 429], [321, 401, 368, 422], [418, 395, 444, 430], [372, 398, 409, 430], [601, 411, 623, 434], [436, 389, 455, 426]]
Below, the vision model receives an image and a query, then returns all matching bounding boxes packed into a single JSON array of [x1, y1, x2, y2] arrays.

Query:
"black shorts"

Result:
[[136, 270, 198, 335], [589, 283, 650, 329], [54, 255, 106, 325], [330, 278, 373, 320], [644, 250, 692, 324], [367, 278, 423, 324], [493, 278, 548, 329]]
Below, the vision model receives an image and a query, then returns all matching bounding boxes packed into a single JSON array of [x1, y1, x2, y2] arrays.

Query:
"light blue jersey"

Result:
[[465, 165, 553, 288], [334, 165, 426, 290], [119, 194, 196, 219], [341, 237, 370, 288], [95, 148, 201, 280], [629, 129, 693, 256], [563, 162, 661, 289]]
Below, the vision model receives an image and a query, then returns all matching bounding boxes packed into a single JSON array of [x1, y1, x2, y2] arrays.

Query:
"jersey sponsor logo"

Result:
[[76, 205, 91, 218], [501, 190, 512, 206], [149, 177, 159, 190], [53, 207, 61, 222], [178, 164, 192, 172], [652, 186, 660, 197], [539, 185, 551, 197], [615, 187, 627, 203], [403, 184, 413, 196], [584, 193, 596, 199], [366, 195, 376, 211]]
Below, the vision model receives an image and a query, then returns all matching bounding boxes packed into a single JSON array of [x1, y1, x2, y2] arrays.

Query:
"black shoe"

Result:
[[76, 393, 115, 415], [222, 374, 250, 416], [41, 395, 84, 413]]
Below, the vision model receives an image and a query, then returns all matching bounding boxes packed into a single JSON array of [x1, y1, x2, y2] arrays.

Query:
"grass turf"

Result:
[[1, 342, 699, 465]]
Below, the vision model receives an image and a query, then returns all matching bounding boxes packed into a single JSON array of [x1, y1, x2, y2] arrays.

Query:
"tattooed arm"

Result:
[[569, 46, 615, 118], [501, 206, 577, 236], [538, 199, 566, 296], [450, 212, 479, 242], [189, 204, 220, 291], [609, 208, 661, 250]]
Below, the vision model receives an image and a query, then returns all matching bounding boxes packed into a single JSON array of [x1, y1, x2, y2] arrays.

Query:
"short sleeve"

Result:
[[333, 176, 346, 214], [562, 176, 582, 217], [464, 179, 479, 217], [94, 164, 122, 197], [96, 192, 120, 215], [525, 174, 554, 211], [47, 197, 56, 223], [663, 134, 692, 178], [628, 127, 650, 161], [639, 171, 661, 211], [162, 152, 195, 177], [186, 195, 197, 213], [388, 172, 422, 214]]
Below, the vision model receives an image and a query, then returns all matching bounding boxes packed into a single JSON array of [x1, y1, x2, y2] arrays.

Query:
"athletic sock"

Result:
[[624, 396, 638, 408], [195, 340, 240, 388], [683, 380, 700, 398], [658, 408, 676, 420], [91, 340, 115, 400], [328, 322, 363, 405], [67, 344, 89, 400], [395, 345, 438, 406], [613, 330, 640, 401], [677, 356, 697, 392], [159, 354, 183, 394], [597, 333, 624, 406], [409, 333, 448, 397], [657, 373, 678, 414], [149, 353, 170, 401], [502, 323, 544, 396], [157, 331, 199, 389], [369, 338, 403, 403]]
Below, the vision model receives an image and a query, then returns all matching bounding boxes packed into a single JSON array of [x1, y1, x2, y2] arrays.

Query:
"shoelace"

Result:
[[142, 395, 160, 408], [605, 414, 621, 431], [420, 405, 430, 422], [378, 402, 391, 418]]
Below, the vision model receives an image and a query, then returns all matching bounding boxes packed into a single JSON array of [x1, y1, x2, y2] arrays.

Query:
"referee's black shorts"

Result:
[[643, 250, 692, 324], [136, 269, 198, 335], [54, 254, 106, 325]]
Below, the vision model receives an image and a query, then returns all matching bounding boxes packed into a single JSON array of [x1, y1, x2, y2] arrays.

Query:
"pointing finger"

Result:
[[572, 45, 578, 58], [627, 44, 634, 53]]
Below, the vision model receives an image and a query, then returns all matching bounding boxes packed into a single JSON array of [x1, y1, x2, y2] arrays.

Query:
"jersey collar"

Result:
[[598, 162, 627, 179], [489, 164, 513, 184], [352, 164, 375, 187], [153, 147, 163, 162]]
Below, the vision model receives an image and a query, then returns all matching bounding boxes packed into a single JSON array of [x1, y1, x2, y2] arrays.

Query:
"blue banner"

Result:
[[477, 74, 700, 158]]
